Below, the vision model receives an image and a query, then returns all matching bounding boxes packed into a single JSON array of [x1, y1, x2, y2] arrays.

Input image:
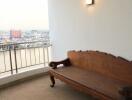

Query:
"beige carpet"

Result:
[[0, 75, 92, 100]]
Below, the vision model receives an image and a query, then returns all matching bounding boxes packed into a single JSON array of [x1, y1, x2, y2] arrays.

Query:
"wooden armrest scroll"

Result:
[[119, 86, 132, 100], [49, 58, 71, 69]]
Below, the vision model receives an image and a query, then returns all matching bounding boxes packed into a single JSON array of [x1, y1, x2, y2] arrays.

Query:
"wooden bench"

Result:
[[49, 51, 132, 100]]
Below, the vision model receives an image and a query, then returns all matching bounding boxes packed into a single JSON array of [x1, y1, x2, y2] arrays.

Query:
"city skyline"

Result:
[[0, 30, 49, 44]]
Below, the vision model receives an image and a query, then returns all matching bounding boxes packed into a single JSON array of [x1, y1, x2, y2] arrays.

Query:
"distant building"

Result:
[[10, 30, 22, 39]]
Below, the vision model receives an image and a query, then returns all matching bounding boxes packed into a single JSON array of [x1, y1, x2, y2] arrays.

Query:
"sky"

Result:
[[0, 0, 49, 30]]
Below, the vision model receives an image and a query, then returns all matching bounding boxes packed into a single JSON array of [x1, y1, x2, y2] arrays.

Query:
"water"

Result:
[[0, 47, 50, 73]]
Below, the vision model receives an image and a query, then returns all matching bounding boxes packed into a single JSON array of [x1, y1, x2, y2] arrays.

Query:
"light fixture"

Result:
[[85, 0, 94, 5]]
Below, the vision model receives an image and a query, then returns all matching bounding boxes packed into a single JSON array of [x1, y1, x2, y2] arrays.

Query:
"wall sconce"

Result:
[[85, 0, 94, 5]]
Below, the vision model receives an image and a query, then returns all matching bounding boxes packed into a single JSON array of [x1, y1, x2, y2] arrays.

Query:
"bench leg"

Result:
[[50, 75, 55, 87]]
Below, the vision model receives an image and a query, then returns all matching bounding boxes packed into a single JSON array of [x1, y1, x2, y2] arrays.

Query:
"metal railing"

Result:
[[0, 41, 51, 75]]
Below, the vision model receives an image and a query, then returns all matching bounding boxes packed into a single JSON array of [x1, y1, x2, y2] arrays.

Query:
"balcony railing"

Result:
[[0, 41, 51, 76]]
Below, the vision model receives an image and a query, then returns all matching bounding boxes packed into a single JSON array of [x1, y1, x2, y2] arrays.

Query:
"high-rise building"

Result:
[[10, 30, 22, 39]]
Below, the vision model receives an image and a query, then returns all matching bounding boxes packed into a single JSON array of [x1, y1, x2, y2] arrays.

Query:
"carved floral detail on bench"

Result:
[[71, 50, 131, 63]]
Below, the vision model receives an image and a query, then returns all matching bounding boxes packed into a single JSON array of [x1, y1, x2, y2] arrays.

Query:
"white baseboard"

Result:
[[0, 67, 50, 86]]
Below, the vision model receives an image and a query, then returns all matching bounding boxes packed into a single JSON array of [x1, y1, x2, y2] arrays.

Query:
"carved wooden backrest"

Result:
[[68, 51, 132, 84]]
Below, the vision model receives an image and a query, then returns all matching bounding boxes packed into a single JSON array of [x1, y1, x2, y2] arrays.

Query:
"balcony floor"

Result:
[[0, 75, 92, 100]]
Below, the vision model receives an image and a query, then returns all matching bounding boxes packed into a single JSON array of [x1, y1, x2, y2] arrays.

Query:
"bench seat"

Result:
[[50, 66, 128, 100]]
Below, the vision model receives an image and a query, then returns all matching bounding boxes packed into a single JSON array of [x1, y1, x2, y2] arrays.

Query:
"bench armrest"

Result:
[[119, 86, 132, 100], [49, 58, 71, 69]]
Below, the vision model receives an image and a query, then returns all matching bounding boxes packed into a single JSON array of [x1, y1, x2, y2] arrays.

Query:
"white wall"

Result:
[[48, 0, 132, 61]]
